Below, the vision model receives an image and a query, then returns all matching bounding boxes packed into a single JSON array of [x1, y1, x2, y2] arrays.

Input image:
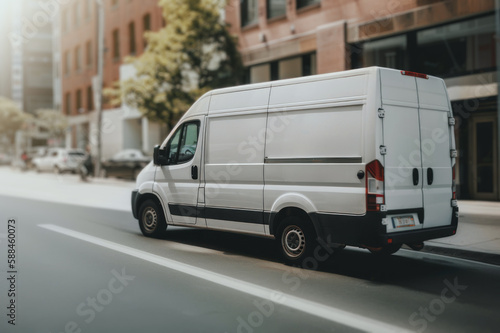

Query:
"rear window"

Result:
[[69, 152, 85, 157]]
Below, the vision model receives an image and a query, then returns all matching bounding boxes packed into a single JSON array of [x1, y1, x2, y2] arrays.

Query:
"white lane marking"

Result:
[[39, 224, 412, 333]]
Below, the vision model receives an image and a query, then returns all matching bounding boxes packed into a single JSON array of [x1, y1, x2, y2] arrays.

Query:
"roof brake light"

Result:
[[401, 70, 429, 79]]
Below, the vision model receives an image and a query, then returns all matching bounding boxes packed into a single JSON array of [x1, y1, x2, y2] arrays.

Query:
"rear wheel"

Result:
[[277, 216, 318, 267], [138, 199, 167, 238]]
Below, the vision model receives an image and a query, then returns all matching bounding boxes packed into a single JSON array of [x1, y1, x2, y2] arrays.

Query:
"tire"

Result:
[[138, 199, 167, 238], [369, 243, 402, 256], [277, 216, 318, 267], [54, 165, 62, 174]]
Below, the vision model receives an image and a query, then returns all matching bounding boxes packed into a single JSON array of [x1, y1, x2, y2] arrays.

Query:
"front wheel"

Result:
[[277, 216, 318, 267], [138, 199, 167, 238]]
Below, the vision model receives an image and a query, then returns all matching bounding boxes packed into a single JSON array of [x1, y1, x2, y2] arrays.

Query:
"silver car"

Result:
[[32, 148, 86, 174]]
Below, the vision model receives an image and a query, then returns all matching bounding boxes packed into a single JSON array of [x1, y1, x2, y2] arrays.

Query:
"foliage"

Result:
[[34, 109, 68, 139], [0, 97, 31, 143], [120, 0, 243, 129]]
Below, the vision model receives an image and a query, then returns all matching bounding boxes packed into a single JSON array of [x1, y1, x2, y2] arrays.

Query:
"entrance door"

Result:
[[471, 117, 498, 200]]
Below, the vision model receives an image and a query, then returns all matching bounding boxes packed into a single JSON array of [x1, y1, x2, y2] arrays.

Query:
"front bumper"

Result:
[[131, 190, 139, 219]]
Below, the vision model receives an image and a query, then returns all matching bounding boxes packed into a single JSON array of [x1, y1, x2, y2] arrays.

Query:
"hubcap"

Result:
[[142, 207, 158, 233], [282, 225, 306, 258]]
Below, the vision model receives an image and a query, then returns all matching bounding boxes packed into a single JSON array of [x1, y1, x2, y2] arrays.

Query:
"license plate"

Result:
[[392, 216, 415, 228]]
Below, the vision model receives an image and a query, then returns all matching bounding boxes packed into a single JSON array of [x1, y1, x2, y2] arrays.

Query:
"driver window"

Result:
[[166, 121, 199, 165]]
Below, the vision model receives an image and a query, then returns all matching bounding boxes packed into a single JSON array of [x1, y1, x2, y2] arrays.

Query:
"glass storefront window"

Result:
[[352, 14, 496, 78], [417, 15, 495, 77], [361, 35, 407, 70]]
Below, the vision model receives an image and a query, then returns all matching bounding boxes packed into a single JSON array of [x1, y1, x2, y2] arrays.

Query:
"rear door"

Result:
[[416, 77, 454, 228], [380, 70, 424, 216], [381, 69, 454, 229]]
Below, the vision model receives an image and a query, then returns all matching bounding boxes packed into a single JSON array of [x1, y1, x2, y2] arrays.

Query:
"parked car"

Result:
[[32, 148, 86, 173], [132, 67, 459, 265], [102, 149, 151, 180], [26, 147, 48, 169], [0, 153, 13, 165]]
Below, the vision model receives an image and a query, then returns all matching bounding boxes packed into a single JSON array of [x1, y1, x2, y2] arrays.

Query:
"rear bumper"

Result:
[[310, 206, 458, 248]]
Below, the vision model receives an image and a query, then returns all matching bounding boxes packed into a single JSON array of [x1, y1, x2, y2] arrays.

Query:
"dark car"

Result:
[[102, 149, 151, 180]]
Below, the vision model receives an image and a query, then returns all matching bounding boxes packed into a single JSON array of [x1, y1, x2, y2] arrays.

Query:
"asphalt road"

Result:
[[0, 193, 499, 333]]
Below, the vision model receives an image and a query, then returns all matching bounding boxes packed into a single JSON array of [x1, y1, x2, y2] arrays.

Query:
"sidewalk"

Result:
[[423, 200, 500, 264], [1, 166, 499, 264], [426, 201, 500, 254]]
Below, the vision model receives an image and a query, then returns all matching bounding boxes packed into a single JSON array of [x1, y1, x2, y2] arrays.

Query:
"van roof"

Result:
[[207, 66, 380, 97], [184, 67, 442, 118]]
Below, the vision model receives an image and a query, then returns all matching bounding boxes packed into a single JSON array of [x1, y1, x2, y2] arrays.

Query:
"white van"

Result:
[[131, 67, 458, 264]]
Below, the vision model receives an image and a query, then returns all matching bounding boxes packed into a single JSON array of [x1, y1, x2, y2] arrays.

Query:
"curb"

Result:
[[419, 245, 500, 266]]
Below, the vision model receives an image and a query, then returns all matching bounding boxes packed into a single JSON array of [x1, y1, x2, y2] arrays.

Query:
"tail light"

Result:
[[401, 70, 429, 79], [366, 159, 385, 212]]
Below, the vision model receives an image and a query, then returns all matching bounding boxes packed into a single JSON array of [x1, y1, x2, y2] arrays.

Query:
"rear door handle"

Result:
[[427, 168, 434, 185], [191, 165, 198, 180], [413, 168, 419, 186]]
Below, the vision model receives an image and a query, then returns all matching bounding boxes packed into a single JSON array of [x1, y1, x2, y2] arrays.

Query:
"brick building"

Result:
[[227, 0, 499, 200], [56, 0, 164, 157]]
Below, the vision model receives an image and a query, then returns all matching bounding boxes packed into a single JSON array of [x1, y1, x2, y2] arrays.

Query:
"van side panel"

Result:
[[203, 87, 270, 234], [264, 75, 368, 219]]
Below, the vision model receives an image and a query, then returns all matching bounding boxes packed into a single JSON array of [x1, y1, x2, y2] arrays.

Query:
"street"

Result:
[[0, 168, 499, 333]]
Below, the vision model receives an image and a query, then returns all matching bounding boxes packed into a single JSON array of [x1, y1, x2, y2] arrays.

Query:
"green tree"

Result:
[[0, 97, 31, 144], [34, 109, 68, 140], [120, 0, 243, 129]]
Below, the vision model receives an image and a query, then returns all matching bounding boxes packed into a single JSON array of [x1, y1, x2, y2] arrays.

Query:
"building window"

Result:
[[74, 2, 82, 27], [267, 0, 286, 19], [75, 46, 82, 72], [63, 9, 71, 32], [241, 0, 258, 27], [65, 92, 71, 115], [62, 9, 69, 32], [296, 0, 320, 10], [85, 0, 92, 20], [76, 89, 82, 113], [248, 53, 316, 83], [87, 86, 93, 112], [112, 29, 120, 61], [143, 13, 151, 49], [85, 41, 92, 67], [64, 51, 70, 75], [129, 22, 136, 55]]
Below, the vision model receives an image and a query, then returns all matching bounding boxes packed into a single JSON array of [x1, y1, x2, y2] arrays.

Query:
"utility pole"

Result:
[[496, 0, 500, 200], [94, 0, 104, 177]]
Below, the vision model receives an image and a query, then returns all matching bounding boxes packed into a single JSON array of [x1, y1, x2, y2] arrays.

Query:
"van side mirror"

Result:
[[153, 145, 168, 166]]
